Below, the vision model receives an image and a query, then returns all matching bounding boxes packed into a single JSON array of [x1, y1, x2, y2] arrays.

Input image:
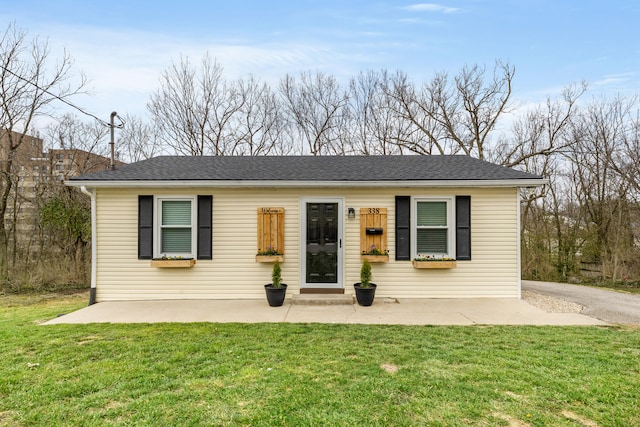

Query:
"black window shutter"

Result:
[[197, 195, 213, 260], [456, 196, 471, 260], [138, 195, 153, 259], [395, 196, 411, 260]]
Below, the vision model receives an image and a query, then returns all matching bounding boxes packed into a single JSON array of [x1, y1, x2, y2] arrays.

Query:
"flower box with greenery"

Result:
[[150, 256, 196, 268], [255, 246, 284, 263], [412, 255, 457, 269], [360, 244, 389, 263]]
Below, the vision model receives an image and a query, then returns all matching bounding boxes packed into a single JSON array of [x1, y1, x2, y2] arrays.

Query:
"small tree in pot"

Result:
[[264, 260, 288, 307], [354, 259, 377, 306]]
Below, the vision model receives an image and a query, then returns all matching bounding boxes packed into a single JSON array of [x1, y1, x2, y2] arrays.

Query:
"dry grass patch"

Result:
[[380, 363, 398, 374], [493, 412, 532, 427], [562, 410, 600, 427]]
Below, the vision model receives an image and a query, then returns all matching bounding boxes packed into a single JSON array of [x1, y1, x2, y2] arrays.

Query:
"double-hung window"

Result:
[[412, 198, 454, 258], [155, 197, 197, 258]]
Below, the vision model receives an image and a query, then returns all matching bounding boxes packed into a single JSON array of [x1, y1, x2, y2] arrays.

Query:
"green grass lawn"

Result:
[[1, 293, 639, 426]]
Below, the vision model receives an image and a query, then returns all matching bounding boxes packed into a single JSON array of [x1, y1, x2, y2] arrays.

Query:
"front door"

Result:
[[302, 199, 343, 289]]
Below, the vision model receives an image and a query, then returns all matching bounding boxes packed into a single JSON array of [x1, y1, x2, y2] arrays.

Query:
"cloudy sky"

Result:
[[2, 0, 638, 126]]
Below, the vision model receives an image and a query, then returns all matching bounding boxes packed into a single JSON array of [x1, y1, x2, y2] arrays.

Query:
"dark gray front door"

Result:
[[303, 201, 342, 288]]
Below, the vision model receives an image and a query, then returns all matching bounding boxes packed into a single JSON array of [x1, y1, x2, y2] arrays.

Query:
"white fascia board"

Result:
[[66, 178, 548, 189]]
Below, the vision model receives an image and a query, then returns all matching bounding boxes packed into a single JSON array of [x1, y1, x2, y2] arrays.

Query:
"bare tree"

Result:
[[0, 23, 87, 283], [515, 91, 640, 283], [279, 71, 348, 155], [39, 114, 114, 284], [486, 83, 586, 280], [491, 82, 587, 168], [117, 114, 164, 162], [610, 101, 640, 196], [45, 114, 109, 176], [347, 70, 407, 155], [569, 96, 636, 280], [383, 70, 449, 155], [385, 61, 514, 158], [230, 76, 293, 155], [148, 54, 244, 156]]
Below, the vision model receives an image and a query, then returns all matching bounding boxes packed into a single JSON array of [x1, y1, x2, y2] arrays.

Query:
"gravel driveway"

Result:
[[522, 280, 640, 325]]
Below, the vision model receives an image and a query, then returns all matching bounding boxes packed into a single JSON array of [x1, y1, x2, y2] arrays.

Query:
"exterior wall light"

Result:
[[348, 207, 356, 219]]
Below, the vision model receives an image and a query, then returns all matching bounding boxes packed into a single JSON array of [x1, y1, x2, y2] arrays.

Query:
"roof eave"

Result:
[[67, 178, 548, 189]]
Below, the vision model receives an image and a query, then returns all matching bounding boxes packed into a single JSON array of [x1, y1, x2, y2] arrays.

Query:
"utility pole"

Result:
[[109, 111, 117, 171]]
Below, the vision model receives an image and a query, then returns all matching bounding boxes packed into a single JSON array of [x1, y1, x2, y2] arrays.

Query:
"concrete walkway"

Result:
[[44, 297, 606, 326]]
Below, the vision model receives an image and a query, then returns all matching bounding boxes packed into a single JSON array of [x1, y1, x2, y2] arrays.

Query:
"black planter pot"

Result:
[[354, 283, 377, 306], [264, 283, 288, 307]]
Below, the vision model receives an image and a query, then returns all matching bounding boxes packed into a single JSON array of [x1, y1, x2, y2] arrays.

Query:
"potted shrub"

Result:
[[264, 260, 288, 307], [354, 259, 377, 306]]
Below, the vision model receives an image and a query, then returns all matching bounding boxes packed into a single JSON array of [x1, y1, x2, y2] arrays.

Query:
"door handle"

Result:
[[339, 239, 342, 248]]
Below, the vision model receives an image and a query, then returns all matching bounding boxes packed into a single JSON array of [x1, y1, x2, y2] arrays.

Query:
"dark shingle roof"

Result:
[[69, 155, 543, 183]]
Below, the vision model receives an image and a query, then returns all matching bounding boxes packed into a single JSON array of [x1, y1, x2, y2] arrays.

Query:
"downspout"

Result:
[[516, 188, 522, 299], [81, 186, 97, 305]]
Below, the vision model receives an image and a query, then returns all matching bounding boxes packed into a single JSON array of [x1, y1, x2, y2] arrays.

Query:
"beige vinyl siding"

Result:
[[342, 187, 519, 298], [93, 186, 520, 301]]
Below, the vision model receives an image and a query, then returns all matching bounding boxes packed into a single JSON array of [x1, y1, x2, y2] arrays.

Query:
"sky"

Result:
[[1, 0, 639, 129]]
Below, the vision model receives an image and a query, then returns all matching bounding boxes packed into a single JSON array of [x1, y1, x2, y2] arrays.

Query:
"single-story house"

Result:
[[67, 155, 546, 304]]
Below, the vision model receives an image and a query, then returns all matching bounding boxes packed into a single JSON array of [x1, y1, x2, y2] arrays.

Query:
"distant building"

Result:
[[0, 129, 124, 248]]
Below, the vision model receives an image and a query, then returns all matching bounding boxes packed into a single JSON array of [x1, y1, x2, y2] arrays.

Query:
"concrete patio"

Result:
[[44, 297, 607, 326]]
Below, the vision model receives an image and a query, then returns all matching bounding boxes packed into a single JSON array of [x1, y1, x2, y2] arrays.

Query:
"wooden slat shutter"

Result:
[[456, 195, 471, 260], [395, 196, 411, 260], [257, 208, 285, 254], [360, 208, 388, 254], [197, 195, 213, 260], [138, 195, 153, 259]]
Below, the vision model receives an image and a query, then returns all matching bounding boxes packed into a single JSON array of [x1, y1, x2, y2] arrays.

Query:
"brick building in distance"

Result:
[[0, 129, 123, 247]]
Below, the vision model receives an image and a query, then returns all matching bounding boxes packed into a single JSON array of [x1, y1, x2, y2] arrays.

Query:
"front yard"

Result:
[[1, 293, 639, 426]]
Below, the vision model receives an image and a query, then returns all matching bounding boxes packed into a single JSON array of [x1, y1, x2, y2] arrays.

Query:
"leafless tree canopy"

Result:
[[117, 114, 164, 162], [519, 94, 640, 282], [145, 54, 640, 282], [278, 71, 350, 155]]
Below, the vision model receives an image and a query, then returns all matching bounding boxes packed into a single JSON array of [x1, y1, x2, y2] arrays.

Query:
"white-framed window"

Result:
[[411, 197, 455, 259], [154, 196, 197, 258]]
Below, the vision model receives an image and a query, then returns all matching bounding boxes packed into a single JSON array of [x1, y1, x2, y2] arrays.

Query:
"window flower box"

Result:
[[151, 258, 196, 268], [412, 257, 457, 269], [361, 254, 389, 263], [256, 245, 284, 263], [256, 255, 284, 263], [361, 245, 389, 263]]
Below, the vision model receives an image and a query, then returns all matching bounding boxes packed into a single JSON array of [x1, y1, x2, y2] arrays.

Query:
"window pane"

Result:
[[417, 229, 448, 253], [162, 201, 191, 226], [161, 228, 192, 253], [417, 202, 447, 226]]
